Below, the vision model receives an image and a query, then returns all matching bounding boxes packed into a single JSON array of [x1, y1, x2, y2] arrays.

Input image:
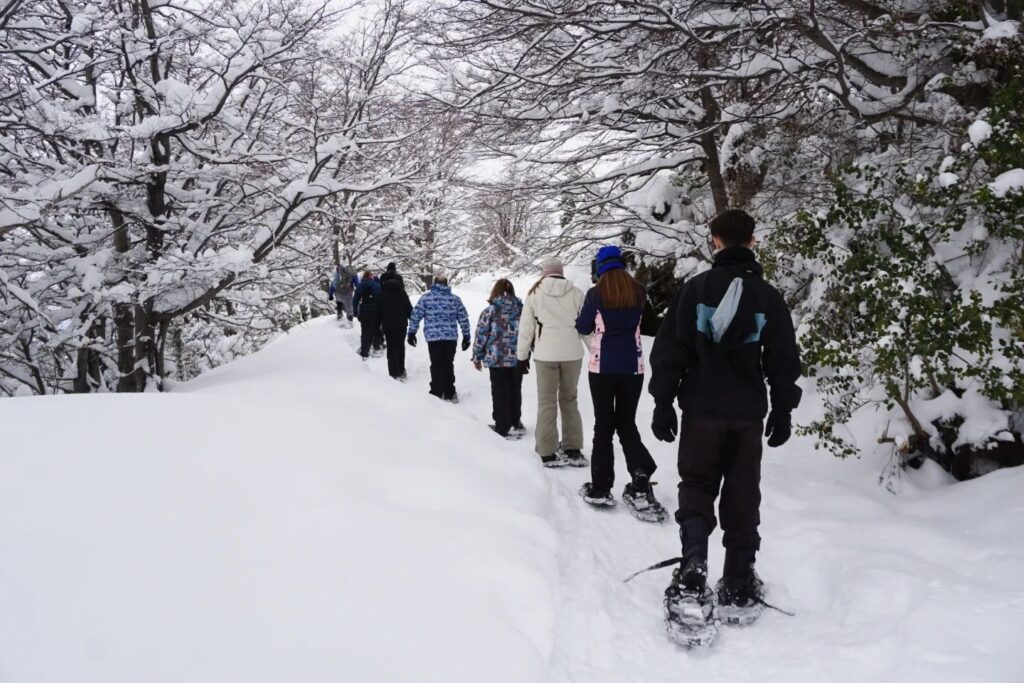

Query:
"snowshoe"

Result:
[[664, 560, 718, 648], [540, 453, 568, 468], [561, 448, 589, 468], [579, 482, 615, 507], [715, 571, 766, 627], [370, 347, 385, 358], [511, 422, 527, 437], [622, 474, 668, 523], [444, 393, 460, 404], [489, 424, 523, 441]]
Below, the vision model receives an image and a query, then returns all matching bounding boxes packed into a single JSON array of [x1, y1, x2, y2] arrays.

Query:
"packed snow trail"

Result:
[[1, 275, 1023, 682]]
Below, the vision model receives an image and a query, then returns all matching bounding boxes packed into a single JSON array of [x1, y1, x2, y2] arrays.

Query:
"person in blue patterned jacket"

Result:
[[472, 279, 529, 439], [407, 273, 472, 402]]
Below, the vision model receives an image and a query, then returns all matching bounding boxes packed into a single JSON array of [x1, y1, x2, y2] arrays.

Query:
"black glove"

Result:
[[407, 334, 417, 347], [461, 336, 471, 352], [651, 403, 678, 443], [519, 359, 530, 375], [765, 410, 792, 447]]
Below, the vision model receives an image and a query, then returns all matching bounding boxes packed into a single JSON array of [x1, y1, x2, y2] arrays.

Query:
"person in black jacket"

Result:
[[353, 271, 383, 359], [649, 209, 801, 618], [380, 276, 413, 379]]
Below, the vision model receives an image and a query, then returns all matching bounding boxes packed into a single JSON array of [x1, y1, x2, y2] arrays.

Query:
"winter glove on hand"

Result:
[[407, 334, 417, 348], [461, 336, 471, 352], [519, 359, 530, 375], [765, 410, 792, 447], [651, 403, 678, 443]]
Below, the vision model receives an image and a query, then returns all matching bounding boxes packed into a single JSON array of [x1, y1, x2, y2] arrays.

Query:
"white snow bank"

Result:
[[0, 318, 558, 683], [3, 278, 1024, 682]]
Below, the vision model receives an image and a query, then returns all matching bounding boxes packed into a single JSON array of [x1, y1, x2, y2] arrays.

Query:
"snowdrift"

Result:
[[0, 318, 558, 683], [2, 279, 1024, 682]]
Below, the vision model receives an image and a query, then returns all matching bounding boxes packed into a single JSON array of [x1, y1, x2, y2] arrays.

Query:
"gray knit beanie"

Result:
[[541, 258, 564, 277]]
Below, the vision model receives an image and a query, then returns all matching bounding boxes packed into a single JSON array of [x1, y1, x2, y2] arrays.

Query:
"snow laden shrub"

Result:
[[776, 80, 1024, 478]]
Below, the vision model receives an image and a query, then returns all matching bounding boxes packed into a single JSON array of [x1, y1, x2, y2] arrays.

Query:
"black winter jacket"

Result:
[[379, 278, 413, 331], [648, 247, 801, 420]]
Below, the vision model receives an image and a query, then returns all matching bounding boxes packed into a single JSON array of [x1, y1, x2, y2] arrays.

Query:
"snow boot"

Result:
[[511, 422, 527, 437], [716, 549, 765, 626], [540, 453, 568, 468], [664, 517, 717, 648], [561, 448, 588, 468], [622, 472, 668, 523], [579, 482, 615, 507]]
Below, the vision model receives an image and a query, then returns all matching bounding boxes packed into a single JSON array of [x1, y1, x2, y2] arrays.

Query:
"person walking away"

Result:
[[575, 246, 665, 522], [516, 258, 587, 468], [380, 262, 403, 285], [472, 279, 528, 439], [407, 273, 472, 402], [648, 208, 802, 645], [329, 263, 358, 326], [380, 274, 413, 380], [353, 270, 383, 359]]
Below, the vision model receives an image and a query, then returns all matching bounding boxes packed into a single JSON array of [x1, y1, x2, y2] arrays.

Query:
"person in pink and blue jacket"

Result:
[[472, 279, 528, 439], [575, 246, 662, 518]]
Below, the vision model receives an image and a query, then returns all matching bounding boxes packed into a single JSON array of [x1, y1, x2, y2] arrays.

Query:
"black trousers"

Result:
[[383, 328, 407, 378], [489, 367, 523, 435], [427, 340, 457, 399], [358, 307, 382, 357], [588, 373, 656, 490], [676, 414, 763, 551]]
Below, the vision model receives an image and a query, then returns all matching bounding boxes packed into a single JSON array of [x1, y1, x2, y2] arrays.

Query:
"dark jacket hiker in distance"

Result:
[[380, 270, 413, 380], [575, 246, 663, 520], [353, 271, 383, 359], [649, 209, 801, 635], [407, 274, 472, 402], [472, 279, 527, 438]]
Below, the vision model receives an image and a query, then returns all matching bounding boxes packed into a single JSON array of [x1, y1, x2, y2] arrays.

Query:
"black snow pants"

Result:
[[489, 367, 523, 435], [676, 414, 763, 551], [383, 328, 407, 378], [588, 373, 656, 491], [427, 340, 458, 400], [358, 306, 382, 357]]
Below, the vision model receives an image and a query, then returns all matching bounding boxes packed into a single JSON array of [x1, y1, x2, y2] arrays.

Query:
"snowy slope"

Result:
[[2, 276, 1024, 682]]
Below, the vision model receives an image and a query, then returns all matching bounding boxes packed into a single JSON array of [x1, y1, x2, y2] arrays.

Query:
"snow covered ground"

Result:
[[2, 274, 1023, 682]]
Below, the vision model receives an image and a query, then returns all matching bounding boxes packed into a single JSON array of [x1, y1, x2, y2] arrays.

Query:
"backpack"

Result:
[[360, 281, 379, 307], [338, 265, 357, 292]]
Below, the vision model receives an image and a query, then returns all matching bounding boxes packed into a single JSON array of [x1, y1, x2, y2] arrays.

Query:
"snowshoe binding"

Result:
[[540, 453, 568, 468], [579, 482, 615, 507], [715, 571, 766, 627], [561, 448, 589, 468], [664, 557, 718, 648], [622, 473, 668, 523], [490, 424, 523, 441]]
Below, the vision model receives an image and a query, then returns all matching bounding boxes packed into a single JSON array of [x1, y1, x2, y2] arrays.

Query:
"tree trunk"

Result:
[[114, 303, 137, 392], [698, 87, 729, 214]]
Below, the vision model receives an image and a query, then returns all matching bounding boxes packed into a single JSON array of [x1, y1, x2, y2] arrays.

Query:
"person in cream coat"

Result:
[[517, 258, 588, 468]]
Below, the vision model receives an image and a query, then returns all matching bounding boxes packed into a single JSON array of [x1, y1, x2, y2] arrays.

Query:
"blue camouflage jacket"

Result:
[[408, 284, 471, 342], [472, 295, 523, 368]]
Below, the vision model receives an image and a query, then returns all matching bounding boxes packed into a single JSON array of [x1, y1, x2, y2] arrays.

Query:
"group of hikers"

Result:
[[328, 209, 802, 647]]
